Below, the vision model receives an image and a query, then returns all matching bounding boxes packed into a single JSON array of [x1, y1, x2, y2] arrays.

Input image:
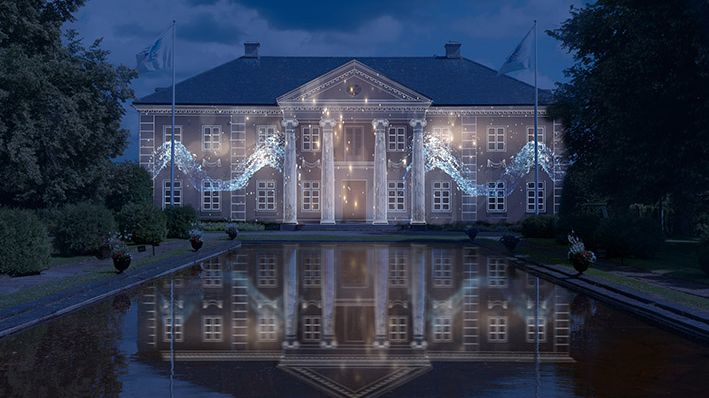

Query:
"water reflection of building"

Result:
[[138, 244, 572, 398]]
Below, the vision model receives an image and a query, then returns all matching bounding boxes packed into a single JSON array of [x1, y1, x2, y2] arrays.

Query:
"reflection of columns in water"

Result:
[[374, 245, 390, 348], [321, 245, 336, 348], [411, 244, 427, 348], [282, 245, 299, 348]]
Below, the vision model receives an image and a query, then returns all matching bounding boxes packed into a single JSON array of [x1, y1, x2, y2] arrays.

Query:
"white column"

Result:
[[409, 119, 427, 224], [374, 245, 390, 348], [282, 244, 299, 348], [320, 118, 336, 224], [411, 244, 427, 348], [372, 119, 389, 224], [321, 245, 336, 348], [282, 118, 299, 224]]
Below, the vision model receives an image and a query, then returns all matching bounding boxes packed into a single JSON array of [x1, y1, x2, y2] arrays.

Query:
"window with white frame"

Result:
[[432, 250, 452, 287], [257, 255, 277, 287], [303, 316, 321, 341], [302, 126, 320, 152], [487, 182, 505, 213], [432, 127, 452, 147], [201, 258, 222, 288], [488, 258, 508, 287], [302, 181, 320, 211], [389, 252, 407, 287], [389, 316, 408, 342], [257, 125, 277, 145], [388, 181, 406, 212], [526, 316, 546, 342], [163, 180, 182, 208], [202, 316, 223, 342], [527, 126, 545, 144], [488, 316, 508, 342], [432, 181, 451, 212], [526, 182, 545, 213], [163, 315, 183, 342], [487, 127, 505, 152], [202, 125, 221, 151], [163, 125, 182, 144], [258, 315, 277, 341], [303, 254, 321, 287], [388, 126, 406, 152], [201, 180, 220, 211], [432, 316, 452, 342], [256, 180, 276, 211]]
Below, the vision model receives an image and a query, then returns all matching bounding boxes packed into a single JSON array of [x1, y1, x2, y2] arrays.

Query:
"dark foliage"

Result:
[[0, 207, 51, 275], [51, 203, 116, 256], [521, 215, 558, 238], [104, 161, 152, 212], [556, 214, 602, 248], [117, 202, 166, 245], [164, 205, 197, 239], [594, 215, 664, 259]]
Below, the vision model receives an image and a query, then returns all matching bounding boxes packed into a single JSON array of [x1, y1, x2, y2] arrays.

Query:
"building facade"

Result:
[[134, 42, 565, 225]]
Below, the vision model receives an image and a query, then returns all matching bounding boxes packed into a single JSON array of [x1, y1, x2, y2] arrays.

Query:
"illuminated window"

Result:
[[302, 126, 320, 152], [303, 316, 321, 341], [432, 181, 451, 212], [303, 255, 321, 287], [488, 316, 508, 342], [202, 125, 221, 151], [201, 180, 220, 211], [163, 180, 182, 208], [163, 315, 183, 342], [527, 126, 545, 143], [526, 182, 545, 213], [487, 182, 505, 213], [163, 125, 182, 144], [388, 126, 406, 152], [256, 180, 276, 211], [258, 315, 277, 341], [257, 125, 277, 145], [388, 181, 406, 212], [302, 181, 320, 211], [432, 250, 452, 287], [433, 316, 452, 342], [389, 316, 408, 342], [526, 316, 546, 343], [487, 127, 505, 152], [257, 255, 277, 287], [488, 258, 508, 287], [201, 258, 222, 288], [389, 252, 407, 287], [203, 316, 223, 342], [432, 127, 452, 147]]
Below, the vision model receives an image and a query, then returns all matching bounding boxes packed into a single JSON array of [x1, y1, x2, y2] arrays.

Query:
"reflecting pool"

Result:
[[1, 243, 708, 397]]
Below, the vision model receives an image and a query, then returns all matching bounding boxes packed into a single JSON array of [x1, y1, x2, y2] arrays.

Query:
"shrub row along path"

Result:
[[0, 233, 240, 338]]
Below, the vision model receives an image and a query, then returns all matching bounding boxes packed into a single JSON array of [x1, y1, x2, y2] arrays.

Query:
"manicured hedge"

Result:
[[521, 215, 558, 238], [118, 202, 166, 245], [595, 215, 664, 259], [164, 205, 197, 239], [0, 208, 51, 276], [104, 161, 153, 212], [52, 203, 117, 256]]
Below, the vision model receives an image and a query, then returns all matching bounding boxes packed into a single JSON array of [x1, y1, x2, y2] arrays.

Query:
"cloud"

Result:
[[177, 13, 245, 44]]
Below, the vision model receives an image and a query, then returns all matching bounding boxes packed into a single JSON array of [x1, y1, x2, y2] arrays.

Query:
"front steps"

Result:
[[282, 223, 409, 233]]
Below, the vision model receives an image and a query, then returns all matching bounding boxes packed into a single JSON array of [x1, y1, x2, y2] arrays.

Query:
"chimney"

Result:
[[244, 42, 260, 58], [444, 42, 461, 59]]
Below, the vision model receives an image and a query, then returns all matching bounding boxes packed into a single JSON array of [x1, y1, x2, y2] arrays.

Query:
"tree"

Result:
[[103, 161, 153, 212], [0, 0, 136, 208], [549, 0, 709, 234]]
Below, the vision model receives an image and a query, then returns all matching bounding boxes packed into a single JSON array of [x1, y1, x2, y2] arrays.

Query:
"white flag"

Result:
[[136, 27, 172, 73], [498, 26, 534, 75]]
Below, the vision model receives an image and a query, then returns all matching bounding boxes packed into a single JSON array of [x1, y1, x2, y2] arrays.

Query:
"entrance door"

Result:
[[341, 180, 366, 221]]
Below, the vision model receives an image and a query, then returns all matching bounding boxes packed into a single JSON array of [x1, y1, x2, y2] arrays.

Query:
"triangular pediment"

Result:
[[277, 60, 431, 105]]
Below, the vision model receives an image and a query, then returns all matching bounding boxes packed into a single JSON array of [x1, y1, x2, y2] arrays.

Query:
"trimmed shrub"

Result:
[[595, 215, 664, 259], [104, 161, 153, 212], [521, 215, 558, 238], [52, 203, 117, 256], [556, 214, 602, 248], [0, 208, 51, 276], [118, 202, 167, 245], [164, 205, 197, 239]]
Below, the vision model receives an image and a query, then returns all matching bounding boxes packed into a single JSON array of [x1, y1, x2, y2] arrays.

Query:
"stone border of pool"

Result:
[[507, 254, 709, 343], [0, 240, 241, 339]]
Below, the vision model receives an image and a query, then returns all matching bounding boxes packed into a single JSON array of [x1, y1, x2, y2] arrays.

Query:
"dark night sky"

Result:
[[68, 0, 582, 160]]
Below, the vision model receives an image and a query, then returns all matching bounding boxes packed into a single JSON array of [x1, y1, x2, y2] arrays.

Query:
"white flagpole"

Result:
[[170, 20, 176, 207], [533, 20, 540, 215]]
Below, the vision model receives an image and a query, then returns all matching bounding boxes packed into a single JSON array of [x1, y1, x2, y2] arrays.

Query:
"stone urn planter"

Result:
[[570, 253, 591, 274], [225, 224, 239, 240], [112, 254, 131, 273], [465, 228, 478, 242], [190, 236, 203, 251], [500, 235, 520, 252]]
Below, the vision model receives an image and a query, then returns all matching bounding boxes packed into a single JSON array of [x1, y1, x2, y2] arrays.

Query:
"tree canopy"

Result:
[[549, 0, 709, 227], [0, 0, 136, 208]]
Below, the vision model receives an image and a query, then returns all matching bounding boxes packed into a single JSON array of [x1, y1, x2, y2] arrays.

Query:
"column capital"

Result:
[[372, 119, 390, 130], [319, 118, 337, 128], [281, 118, 299, 128], [409, 118, 427, 128]]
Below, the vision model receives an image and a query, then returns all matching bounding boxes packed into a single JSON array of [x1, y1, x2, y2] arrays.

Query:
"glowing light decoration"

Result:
[[148, 134, 285, 191]]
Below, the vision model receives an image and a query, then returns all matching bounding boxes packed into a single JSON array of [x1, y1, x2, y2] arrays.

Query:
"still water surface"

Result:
[[0, 243, 708, 397]]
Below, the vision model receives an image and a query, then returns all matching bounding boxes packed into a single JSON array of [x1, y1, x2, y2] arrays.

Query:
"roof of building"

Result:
[[134, 56, 553, 106]]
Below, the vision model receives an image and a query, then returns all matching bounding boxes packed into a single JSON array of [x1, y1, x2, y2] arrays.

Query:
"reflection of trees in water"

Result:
[[0, 300, 127, 397]]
